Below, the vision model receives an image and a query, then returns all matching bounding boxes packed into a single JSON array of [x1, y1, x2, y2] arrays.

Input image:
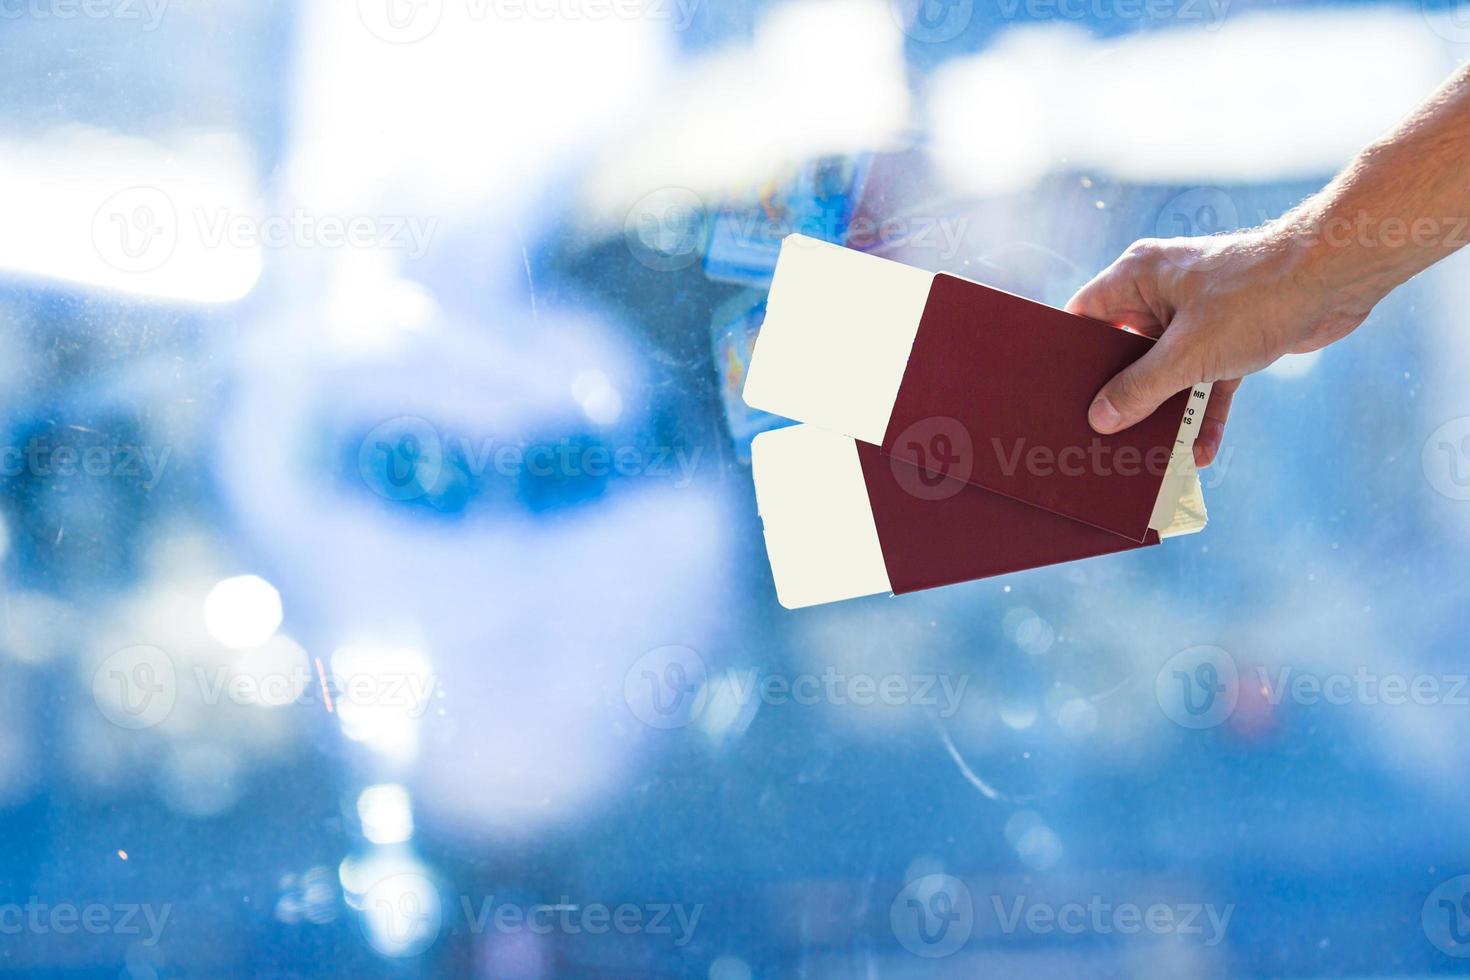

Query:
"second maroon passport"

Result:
[[856, 441, 1158, 595]]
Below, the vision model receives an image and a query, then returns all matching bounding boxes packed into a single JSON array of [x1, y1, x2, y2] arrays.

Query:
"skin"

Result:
[[1068, 62, 1470, 467]]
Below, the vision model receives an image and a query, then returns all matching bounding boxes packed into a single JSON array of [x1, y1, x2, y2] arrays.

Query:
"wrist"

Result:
[[1269, 202, 1410, 313]]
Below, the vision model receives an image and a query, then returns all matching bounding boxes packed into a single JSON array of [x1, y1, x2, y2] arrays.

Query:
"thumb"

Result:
[[1089, 335, 1195, 435]]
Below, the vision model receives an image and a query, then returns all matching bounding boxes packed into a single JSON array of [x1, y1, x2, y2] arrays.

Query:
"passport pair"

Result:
[[743, 235, 1211, 609]]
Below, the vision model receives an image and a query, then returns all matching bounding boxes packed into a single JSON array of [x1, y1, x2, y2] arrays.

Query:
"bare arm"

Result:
[[1069, 62, 1470, 466]]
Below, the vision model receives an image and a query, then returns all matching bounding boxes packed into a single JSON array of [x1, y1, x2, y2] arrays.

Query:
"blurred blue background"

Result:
[[4, 0, 1470, 976]]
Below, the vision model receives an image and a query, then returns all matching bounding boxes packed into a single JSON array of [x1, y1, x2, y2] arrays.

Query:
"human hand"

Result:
[[1066, 227, 1379, 467]]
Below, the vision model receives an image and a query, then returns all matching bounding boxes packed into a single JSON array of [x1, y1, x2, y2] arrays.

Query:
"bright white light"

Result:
[[331, 644, 435, 762], [204, 575, 284, 650], [231, 634, 310, 708], [929, 11, 1446, 190], [358, 784, 415, 845], [291, 0, 669, 218], [1266, 349, 1323, 379], [930, 57, 1053, 196], [999, 701, 1037, 730], [571, 369, 623, 426], [324, 252, 437, 352], [696, 669, 760, 743], [584, 0, 910, 221], [0, 127, 262, 303], [341, 852, 442, 958]]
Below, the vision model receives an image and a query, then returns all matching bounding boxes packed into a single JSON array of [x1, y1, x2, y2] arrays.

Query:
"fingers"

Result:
[[1088, 333, 1196, 435], [1193, 378, 1240, 468], [1065, 268, 1116, 320], [1074, 241, 1198, 435], [1065, 244, 1166, 337]]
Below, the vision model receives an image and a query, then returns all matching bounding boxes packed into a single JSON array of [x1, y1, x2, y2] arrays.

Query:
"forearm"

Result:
[[1278, 61, 1470, 308]]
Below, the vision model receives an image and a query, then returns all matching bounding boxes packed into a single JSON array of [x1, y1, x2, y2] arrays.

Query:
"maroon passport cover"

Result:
[[854, 441, 1158, 594], [881, 273, 1191, 543]]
